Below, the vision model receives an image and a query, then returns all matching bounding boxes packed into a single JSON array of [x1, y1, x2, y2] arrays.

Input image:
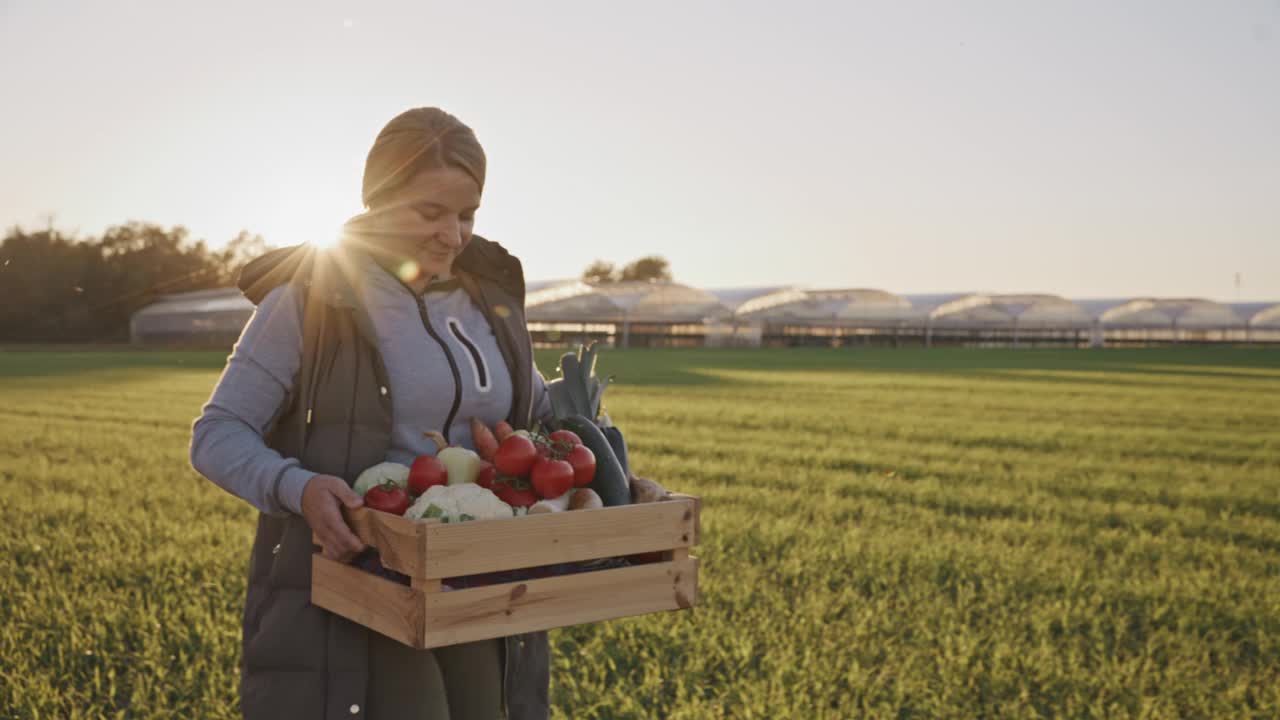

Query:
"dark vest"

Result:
[[234, 239, 549, 720]]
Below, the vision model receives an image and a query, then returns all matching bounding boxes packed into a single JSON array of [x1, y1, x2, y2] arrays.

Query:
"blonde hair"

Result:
[[361, 108, 486, 208]]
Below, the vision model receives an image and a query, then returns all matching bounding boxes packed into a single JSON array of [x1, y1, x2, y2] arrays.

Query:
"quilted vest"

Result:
[[234, 239, 550, 720]]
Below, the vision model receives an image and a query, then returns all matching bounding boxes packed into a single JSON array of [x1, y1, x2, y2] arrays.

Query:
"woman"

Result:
[[191, 108, 552, 720]]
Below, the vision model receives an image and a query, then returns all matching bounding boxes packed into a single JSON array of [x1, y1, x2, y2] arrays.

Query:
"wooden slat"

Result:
[[412, 577, 441, 593], [422, 497, 698, 578], [311, 554, 427, 648], [419, 557, 700, 648], [344, 507, 434, 577], [668, 493, 701, 545]]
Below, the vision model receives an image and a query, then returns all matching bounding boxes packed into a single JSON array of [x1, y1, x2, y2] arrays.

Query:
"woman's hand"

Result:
[[302, 474, 366, 562]]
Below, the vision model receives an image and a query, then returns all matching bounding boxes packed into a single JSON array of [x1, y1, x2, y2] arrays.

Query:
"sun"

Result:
[[310, 231, 342, 249]]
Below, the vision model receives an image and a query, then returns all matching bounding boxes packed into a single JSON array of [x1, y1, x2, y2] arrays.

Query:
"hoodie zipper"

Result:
[[413, 295, 463, 443]]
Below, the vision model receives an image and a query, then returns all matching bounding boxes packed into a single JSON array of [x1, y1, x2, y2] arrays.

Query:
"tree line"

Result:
[[0, 222, 269, 343], [0, 220, 676, 344], [580, 256, 672, 284]]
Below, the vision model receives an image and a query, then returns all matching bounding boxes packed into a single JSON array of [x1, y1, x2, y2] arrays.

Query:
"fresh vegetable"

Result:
[[548, 429, 582, 449], [404, 483, 513, 522], [601, 424, 630, 476], [564, 444, 596, 488], [568, 488, 603, 510], [531, 457, 574, 499], [494, 420, 515, 442], [408, 455, 448, 496], [494, 434, 538, 477], [424, 430, 483, 486], [470, 417, 500, 461], [475, 462, 497, 490], [629, 474, 671, 504], [490, 476, 539, 508], [543, 342, 635, 484], [558, 414, 630, 506], [352, 462, 410, 496], [546, 343, 611, 421], [528, 489, 574, 514], [365, 480, 411, 515]]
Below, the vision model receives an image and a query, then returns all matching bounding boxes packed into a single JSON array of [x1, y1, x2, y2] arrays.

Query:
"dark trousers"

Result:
[[366, 633, 504, 720]]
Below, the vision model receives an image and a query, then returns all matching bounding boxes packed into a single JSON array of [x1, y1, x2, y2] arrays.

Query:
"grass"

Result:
[[1, 346, 1278, 718]]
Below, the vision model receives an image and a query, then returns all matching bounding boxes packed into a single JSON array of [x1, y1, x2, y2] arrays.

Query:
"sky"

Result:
[[2, 0, 1278, 300]]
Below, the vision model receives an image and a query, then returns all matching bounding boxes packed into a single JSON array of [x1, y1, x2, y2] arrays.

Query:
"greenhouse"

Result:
[[734, 288, 921, 325], [1249, 303, 1280, 328], [525, 280, 731, 347], [925, 293, 1093, 346], [1098, 298, 1242, 329], [714, 288, 926, 347], [130, 288, 254, 346], [1241, 302, 1280, 342], [1096, 298, 1246, 344], [930, 294, 1090, 328]]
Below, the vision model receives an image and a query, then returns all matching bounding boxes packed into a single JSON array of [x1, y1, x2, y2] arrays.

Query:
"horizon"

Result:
[[2, 0, 1277, 300]]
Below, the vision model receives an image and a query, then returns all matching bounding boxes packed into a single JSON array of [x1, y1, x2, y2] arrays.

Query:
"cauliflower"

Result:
[[353, 461, 410, 496], [404, 484, 514, 523]]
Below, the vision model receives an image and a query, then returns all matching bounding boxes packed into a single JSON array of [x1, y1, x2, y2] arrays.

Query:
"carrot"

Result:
[[494, 420, 515, 442], [470, 417, 500, 461]]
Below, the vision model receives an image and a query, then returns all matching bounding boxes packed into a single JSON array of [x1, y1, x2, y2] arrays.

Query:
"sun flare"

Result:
[[310, 232, 342, 249]]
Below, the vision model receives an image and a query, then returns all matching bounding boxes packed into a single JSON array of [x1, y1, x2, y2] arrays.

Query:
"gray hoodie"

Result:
[[190, 258, 552, 516]]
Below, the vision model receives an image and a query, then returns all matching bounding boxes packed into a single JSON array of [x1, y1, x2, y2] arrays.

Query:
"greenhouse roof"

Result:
[[931, 293, 1091, 328], [526, 280, 731, 322], [1099, 298, 1244, 329], [705, 286, 793, 311], [525, 279, 570, 294], [133, 288, 252, 317], [899, 293, 973, 315], [733, 288, 920, 325], [1246, 303, 1280, 328], [1070, 298, 1134, 320]]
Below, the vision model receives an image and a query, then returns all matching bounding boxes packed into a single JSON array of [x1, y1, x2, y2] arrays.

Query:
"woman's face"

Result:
[[367, 166, 481, 285]]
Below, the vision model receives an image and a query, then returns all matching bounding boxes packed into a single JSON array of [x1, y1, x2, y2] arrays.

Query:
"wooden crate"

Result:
[[311, 494, 701, 648]]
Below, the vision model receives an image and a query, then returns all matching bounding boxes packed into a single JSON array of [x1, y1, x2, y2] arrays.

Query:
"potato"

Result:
[[629, 475, 671, 504], [568, 488, 604, 510]]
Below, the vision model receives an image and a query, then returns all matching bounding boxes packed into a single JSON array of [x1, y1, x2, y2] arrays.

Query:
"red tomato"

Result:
[[531, 458, 574, 499], [408, 455, 448, 496], [475, 462, 497, 490], [548, 429, 582, 450], [494, 435, 538, 477], [365, 481, 411, 515], [564, 444, 596, 488], [492, 477, 539, 508]]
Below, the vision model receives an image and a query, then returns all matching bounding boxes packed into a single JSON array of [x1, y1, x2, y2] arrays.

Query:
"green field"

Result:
[[2, 347, 1279, 719]]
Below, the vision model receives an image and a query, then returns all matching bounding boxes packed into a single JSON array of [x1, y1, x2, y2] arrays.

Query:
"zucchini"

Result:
[[601, 425, 630, 476], [559, 414, 630, 506]]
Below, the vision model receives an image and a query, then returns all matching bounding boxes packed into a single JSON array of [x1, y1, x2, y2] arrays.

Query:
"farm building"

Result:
[[1245, 303, 1280, 342], [1094, 298, 1246, 344], [130, 288, 254, 346], [722, 288, 926, 347], [525, 280, 732, 347], [927, 294, 1093, 346]]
